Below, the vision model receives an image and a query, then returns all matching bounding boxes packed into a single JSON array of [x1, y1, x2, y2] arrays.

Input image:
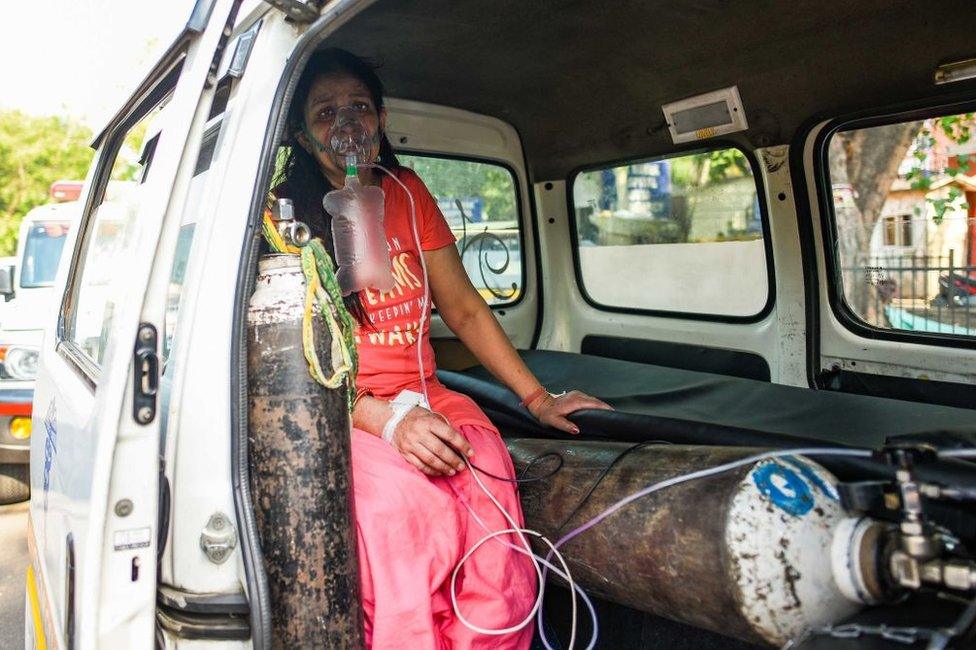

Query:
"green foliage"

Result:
[[923, 186, 969, 225], [0, 111, 93, 256], [704, 148, 751, 183], [110, 120, 149, 182], [906, 112, 975, 223], [937, 114, 972, 145], [670, 148, 751, 187], [399, 155, 516, 221], [949, 154, 972, 176]]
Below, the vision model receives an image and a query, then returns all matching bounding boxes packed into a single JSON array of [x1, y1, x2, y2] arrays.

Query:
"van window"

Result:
[[399, 155, 522, 306], [20, 221, 69, 288], [164, 118, 225, 365], [825, 110, 976, 339], [572, 147, 767, 317], [63, 100, 168, 368]]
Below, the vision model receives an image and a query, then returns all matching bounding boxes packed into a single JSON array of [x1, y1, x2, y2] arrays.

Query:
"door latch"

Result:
[[200, 512, 238, 564], [133, 323, 159, 425]]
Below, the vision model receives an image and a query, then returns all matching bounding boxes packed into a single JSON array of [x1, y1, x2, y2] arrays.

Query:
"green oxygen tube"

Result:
[[302, 120, 361, 181]]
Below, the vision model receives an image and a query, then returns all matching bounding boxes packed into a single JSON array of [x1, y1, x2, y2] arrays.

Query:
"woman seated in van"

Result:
[[275, 48, 611, 649]]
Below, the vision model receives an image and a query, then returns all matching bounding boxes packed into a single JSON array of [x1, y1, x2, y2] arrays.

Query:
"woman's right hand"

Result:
[[390, 407, 475, 477]]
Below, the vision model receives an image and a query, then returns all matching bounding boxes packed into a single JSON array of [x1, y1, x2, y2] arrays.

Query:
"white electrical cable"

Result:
[[460, 497, 599, 650], [941, 449, 976, 458], [451, 452, 580, 649], [363, 163, 431, 407], [366, 162, 584, 647]]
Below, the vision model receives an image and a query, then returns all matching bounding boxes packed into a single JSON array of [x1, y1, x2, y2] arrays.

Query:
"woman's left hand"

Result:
[[527, 390, 613, 435]]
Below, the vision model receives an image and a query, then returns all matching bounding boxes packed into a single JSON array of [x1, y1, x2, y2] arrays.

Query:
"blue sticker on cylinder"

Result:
[[782, 456, 838, 501], [752, 462, 814, 516]]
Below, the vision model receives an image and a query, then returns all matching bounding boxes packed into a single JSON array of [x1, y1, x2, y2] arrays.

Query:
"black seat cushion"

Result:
[[439, 349, 976, 535], [437, 349, 976, 450]]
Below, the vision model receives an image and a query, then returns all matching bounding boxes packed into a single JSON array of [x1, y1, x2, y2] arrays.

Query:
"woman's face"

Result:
[[300, 72, 386, 185]]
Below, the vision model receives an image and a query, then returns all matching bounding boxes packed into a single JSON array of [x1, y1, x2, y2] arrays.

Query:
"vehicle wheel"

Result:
[[0, 463, 30, 504]]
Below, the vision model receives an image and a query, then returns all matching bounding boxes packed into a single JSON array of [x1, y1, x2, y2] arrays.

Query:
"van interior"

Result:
[[244, 2, 976, 648]]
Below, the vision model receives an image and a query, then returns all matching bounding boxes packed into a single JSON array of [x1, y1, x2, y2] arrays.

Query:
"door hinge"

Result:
[[133, 323, 160, 425]]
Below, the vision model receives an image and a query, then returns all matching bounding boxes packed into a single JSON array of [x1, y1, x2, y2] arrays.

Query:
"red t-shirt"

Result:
[[355, 168, 497, 432]]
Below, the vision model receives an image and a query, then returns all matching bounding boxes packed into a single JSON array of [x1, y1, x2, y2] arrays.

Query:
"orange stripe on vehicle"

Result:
[[0, 402, 32, 416]]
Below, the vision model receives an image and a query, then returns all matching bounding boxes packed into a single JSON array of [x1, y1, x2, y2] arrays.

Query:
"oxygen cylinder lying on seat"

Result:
[[506, 439, 883, 647], [247, 253, 363, 647]]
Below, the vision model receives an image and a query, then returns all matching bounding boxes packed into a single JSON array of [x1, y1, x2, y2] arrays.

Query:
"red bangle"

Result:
[[353, 387, 372, 408], [519, 387, 547, 408]]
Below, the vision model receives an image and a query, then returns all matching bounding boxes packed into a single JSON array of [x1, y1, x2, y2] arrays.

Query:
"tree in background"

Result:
[[399, 155, 516, 222], [906, 115, 973, 222], [829, 113, 974, 322], [0, 111, 93, 256]]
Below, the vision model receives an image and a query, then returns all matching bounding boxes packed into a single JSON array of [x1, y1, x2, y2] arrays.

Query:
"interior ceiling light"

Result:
[[661, 86, 749, 144]]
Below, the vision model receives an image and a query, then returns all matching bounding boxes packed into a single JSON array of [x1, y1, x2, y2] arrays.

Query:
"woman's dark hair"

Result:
[[273, 48, 401, 325]]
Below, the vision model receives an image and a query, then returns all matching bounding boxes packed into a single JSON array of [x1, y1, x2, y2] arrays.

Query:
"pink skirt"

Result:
[[351, 424, 537, 649]]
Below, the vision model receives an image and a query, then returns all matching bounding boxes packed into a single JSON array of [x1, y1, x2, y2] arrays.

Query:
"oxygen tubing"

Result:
[[361, 163, 431, 406]]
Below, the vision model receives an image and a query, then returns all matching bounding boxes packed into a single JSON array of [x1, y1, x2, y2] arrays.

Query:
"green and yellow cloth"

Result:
[[262, 211, 359, 411]]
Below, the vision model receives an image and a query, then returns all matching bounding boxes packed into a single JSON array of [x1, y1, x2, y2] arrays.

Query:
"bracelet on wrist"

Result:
[[519, 386, 548, 409], [353, 386, 372, 409]]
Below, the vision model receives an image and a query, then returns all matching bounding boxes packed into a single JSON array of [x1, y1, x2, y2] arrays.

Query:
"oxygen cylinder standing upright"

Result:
[[247, 253, 363, 647]]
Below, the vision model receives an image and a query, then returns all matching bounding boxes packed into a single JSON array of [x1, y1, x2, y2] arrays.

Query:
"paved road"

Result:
[[0, 501, 28, 649]]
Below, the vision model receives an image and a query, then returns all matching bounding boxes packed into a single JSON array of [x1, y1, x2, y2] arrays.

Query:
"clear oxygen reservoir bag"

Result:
[[320, 106, 396, 296]]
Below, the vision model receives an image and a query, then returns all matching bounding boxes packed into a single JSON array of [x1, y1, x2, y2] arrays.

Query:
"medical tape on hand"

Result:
[[381, 390, 428, 444], [381, 406, 409, 443]]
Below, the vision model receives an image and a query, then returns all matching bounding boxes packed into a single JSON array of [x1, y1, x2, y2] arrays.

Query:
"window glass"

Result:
[[399, 155, 522, 306], [826, 111, 976, 338], [20, 221, 69, 287], [163, 224, 195, 365], [65, 100, 167, 367], [572, 148, 767, 316], [162, 119, 222, 367]]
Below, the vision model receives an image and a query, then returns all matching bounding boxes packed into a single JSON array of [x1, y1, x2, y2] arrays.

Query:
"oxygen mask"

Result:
[[328, 105, 373, 175], [321, 104, 395, 296]]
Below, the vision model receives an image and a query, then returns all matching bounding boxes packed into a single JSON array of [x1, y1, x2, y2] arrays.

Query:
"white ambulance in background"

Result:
[[0, 186, 78, 504]]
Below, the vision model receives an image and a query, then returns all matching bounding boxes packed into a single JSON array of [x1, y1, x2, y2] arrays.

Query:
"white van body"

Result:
[[0, 202, 75, 504], [24, 1, 976, 649], [27, 2, 299, 646]]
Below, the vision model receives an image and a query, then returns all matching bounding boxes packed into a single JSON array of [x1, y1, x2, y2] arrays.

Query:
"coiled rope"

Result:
[[262, 211, 358, 411]]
